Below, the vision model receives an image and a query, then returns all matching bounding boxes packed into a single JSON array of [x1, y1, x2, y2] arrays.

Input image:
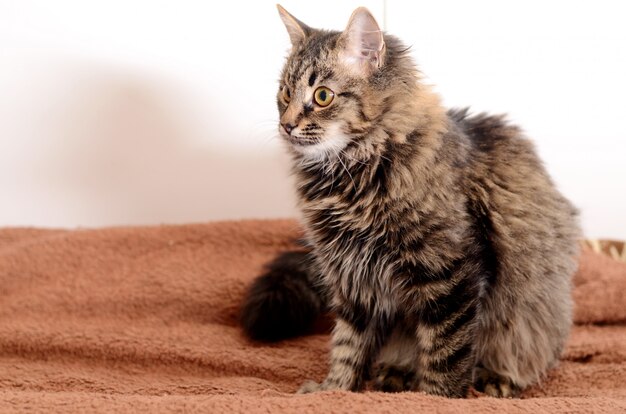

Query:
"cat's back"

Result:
[[448, 108, 580, 284], [449, 107, 549, 185]]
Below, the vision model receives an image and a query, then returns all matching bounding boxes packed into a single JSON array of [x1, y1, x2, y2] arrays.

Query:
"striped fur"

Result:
[[244, 6, 581, 398]]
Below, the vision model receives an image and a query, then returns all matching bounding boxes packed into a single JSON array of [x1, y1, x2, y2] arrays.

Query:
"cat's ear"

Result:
[[277, 4, 310, 46], [339, 7, 385, 76]]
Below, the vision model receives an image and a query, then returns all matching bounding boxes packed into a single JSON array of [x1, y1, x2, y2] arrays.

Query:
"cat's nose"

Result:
[[281, 122, 295, 134]]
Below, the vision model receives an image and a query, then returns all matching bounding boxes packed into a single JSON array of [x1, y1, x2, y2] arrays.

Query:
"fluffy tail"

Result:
[[240, 250, 325, 342]]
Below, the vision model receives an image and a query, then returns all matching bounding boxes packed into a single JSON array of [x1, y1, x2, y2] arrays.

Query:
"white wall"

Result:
[[387, 0, 626, 240], [0, 1, 624, 238]]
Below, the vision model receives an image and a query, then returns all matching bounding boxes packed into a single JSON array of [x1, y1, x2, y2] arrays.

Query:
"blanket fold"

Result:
[[0, 219, 625, 413]]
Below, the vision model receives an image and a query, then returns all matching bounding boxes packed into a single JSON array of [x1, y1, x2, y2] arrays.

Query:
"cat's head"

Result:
[[276, 5, 421, 163]]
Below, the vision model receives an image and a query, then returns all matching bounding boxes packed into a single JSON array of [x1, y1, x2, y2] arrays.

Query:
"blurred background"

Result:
[[0, 0, 624, 238]]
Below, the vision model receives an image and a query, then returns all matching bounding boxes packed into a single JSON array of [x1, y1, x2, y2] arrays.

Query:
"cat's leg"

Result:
[[413, 280, 481, 398], [474, 292, 571, 397], [473, 320, 525, 398], [298, 309, 394, 393], [372, 323, 420, 392]]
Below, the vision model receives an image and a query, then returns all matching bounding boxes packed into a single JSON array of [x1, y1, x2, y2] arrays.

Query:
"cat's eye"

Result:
[[281, 85, 291, 103], [314, 87, 334, 107]]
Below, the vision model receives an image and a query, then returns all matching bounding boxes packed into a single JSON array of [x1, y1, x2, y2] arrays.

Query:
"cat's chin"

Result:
[[289, 134, 351, 163]]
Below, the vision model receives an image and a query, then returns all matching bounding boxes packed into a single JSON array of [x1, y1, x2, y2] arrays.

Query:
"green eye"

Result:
[[314, 86, 334, 107], [282, 85, 291, 103]]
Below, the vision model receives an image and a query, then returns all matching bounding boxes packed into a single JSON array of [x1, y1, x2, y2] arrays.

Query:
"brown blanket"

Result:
[[1, 219, 625, 413]]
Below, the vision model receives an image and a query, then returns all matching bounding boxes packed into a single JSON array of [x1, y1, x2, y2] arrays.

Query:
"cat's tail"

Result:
[[240, 250, 326, 342]]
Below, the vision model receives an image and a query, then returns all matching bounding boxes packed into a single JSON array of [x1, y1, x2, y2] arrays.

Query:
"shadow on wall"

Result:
[[4, 59, 296, 227]]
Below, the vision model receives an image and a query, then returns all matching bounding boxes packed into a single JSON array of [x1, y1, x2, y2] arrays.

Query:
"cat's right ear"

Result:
[[277, 4, 310, 46], [339, 7, 385, 76]]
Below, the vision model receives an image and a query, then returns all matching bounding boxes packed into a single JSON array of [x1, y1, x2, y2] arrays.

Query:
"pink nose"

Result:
[[281, 123, 294, 134]]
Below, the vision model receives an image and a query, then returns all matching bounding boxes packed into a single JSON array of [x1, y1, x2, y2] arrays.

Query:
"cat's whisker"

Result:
[[327, 162, 336, 196], [261, 136, 279, 147], [332, 147, 356, 189], [375, 151, 393, 164], [252, 118, 279, 126], [248, 131, 281, 149], [246, 124, 280, 143], [339, 149, 369, 166]]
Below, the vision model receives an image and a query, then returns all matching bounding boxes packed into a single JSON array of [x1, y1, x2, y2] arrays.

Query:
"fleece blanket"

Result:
[[1, 219, 625, 413]]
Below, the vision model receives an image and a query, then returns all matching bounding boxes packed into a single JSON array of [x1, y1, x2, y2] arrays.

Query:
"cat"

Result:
[[241, 5, 581, 398]]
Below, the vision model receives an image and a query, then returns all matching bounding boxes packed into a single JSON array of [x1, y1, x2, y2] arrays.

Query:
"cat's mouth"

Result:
[[285, 135, 322, 146], [280, 123, 351, 160]]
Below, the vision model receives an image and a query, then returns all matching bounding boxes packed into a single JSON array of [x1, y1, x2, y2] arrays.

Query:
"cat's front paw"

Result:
[[473, 367, 520, 398], [297, 380, 325, 394]]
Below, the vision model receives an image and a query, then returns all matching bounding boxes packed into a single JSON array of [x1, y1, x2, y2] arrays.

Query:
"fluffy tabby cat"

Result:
[[241, 5, 581, 398]]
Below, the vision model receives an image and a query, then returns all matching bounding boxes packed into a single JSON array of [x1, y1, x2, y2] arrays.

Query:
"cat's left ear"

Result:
[[339, 7, 386, 76], [277, 4, 310, 46]]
